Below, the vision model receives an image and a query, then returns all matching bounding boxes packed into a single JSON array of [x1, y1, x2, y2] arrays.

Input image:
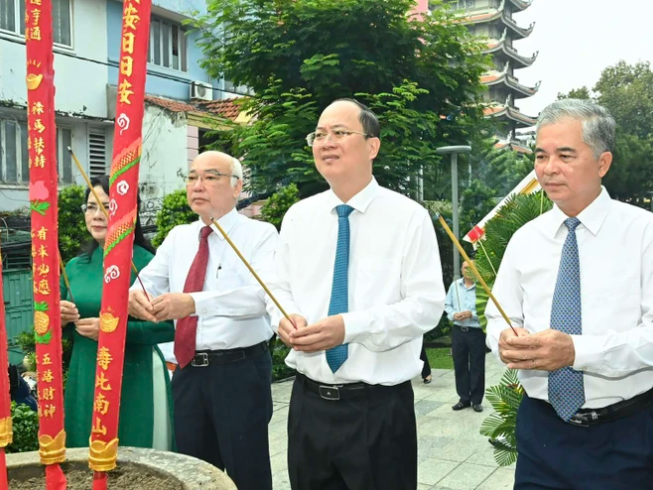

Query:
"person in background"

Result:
[[445, 260, 485, 413], [59, 175, 174, 449], [420, 343, 432, 383]]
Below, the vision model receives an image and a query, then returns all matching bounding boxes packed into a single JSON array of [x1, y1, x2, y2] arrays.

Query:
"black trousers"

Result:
[[515, 394, 653, 490], [452, 325, 486, 405], [288, 375, 417, 490], [420, 343, 432, 379], [172, 346, 273, 490]]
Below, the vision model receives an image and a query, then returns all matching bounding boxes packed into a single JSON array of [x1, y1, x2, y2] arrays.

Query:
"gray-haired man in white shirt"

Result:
[[486, 99, 653, 489], [269, 99, 446, 490], [129, 151, 277, 490]]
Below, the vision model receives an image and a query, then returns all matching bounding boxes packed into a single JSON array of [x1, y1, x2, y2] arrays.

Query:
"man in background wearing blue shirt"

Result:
[[445, 261, 485, 412]]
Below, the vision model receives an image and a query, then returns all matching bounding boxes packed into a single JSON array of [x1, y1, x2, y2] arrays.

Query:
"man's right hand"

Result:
[[278, 314, 307, 348], [498, 326, 530, 364], [129, 290, 158, 323], [60, 300, 79, 324]]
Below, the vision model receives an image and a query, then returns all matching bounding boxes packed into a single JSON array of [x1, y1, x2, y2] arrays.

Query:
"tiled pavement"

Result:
[[268, 356, 515, 490]]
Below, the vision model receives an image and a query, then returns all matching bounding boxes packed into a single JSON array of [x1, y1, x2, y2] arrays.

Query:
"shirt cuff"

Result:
[[571, 334, 602, 372], [189, 292, 210, 317], [342, 310, 373, 344]]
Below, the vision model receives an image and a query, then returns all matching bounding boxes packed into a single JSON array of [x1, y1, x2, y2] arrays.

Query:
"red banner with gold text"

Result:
[[88, 0, 151, 473], [25, 0, 67, 469]]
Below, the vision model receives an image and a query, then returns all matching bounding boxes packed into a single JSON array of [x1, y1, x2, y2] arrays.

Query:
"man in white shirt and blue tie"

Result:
[[128, 151, 278, 490], [486, 99, 653, 489], [270, 99, 446, 490]]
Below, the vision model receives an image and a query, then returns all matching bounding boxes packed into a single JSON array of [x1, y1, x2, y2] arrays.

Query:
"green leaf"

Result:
[[34, 330, 52, 344], [30, 200, 50, 216]]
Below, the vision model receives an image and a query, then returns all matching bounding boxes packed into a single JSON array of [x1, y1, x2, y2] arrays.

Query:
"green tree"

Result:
[[58, 185, 87, 262], [557, 86, 591, 100], [260, 183, 300, 230], [152, 190, 196, 247], [595, 61, 653, 142], [190, 0, 490, 196]]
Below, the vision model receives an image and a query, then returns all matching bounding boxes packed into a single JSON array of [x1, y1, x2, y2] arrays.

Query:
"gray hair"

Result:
[[229, 157, 243, 189], [537, 99, 616, 158]]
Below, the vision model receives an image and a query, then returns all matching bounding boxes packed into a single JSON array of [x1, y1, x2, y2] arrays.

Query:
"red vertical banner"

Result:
[[0, 239, 14, 488], [25, 0, 67, 475], [88, 0, 151, 474]]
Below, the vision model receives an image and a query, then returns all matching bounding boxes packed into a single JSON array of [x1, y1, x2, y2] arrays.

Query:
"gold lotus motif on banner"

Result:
[[100, 312, 119, 333], [0, 416, 13, 447], [39, 430, 66, 465], [89, 437, 119, 471]]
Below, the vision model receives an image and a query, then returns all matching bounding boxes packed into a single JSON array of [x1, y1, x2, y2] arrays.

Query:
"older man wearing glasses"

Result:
[[128, 151, 278, 490], [269, 99, 446, 490]]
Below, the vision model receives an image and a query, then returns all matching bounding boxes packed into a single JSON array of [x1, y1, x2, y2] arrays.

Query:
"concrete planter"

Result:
[[7, 447, 237, 490]]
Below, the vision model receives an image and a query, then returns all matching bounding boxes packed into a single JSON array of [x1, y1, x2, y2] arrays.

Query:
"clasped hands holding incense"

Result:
[[128, 290, 195, 323], [61, 300, 99, 341], [499, 327, 576, 372], [278, 314, 346, 352]]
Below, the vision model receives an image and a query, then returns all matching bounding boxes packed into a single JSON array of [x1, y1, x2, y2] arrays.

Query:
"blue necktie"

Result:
[[548, 217, 585, 421], [325, 204, 355, 373]]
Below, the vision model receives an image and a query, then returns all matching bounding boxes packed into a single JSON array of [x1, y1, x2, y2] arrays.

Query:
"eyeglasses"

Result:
[[306, 129, 368, 147], [81, 203, 109, 214], [185, 172, 240, 185]]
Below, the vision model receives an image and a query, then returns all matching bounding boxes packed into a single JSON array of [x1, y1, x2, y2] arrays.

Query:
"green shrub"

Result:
[[260, 184, 300, 230], [152, 190, 196, 248], [58, 185, 87, 262], [6, 402, 39, 453], [270, 340, 295, 382]]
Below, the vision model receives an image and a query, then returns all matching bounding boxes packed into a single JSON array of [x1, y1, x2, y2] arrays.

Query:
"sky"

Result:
[[512, 0, 653, 117]]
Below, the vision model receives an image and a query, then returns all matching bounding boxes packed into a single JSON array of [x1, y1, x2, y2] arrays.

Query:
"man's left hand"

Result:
[[290, 315, 345, 353], [502, 329, 575, 371], [151, 293, 195, 321]]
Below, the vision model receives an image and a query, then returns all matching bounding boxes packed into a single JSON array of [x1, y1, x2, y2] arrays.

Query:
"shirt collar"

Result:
[[458, 278, 476, 290], [197, 207, 239, 241], [543, 187, 611, 238], [324, 177, 379, 214]]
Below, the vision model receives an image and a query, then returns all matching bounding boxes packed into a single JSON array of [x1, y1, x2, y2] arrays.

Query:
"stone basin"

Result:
[[7, 447, 237, 490]]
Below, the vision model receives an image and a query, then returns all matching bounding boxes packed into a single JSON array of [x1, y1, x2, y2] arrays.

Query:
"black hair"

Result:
[[333, 98, 380, 138], [79, 175, 155, 261]]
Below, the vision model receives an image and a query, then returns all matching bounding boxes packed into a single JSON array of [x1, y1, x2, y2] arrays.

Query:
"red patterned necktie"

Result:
[[174, 225, 213, 368]]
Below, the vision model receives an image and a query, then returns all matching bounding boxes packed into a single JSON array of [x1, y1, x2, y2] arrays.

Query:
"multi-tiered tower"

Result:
[[441, 0, 539, 152]]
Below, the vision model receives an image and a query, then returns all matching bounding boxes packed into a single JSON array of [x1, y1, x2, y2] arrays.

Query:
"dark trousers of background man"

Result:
[[515, 394, 653, 490], [452, 325, 486, 405], [172, 344, 273, 490], [288, 374, 417, 490]]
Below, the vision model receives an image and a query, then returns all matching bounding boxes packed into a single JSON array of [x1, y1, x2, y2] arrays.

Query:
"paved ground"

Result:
[[268, 356, 515, 490]]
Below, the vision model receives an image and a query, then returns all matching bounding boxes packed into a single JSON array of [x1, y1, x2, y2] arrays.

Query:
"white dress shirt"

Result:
[[486, 188, 653, 408], [133, 208, 278, 355], [268, 178, 446, 386]]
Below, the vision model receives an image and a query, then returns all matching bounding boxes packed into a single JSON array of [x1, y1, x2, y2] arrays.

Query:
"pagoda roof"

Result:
[[481, 62, 540, 98], [493, 138, 533, 153], [457, 0, 535, 39], [484, 29, 538, 67], [484, 99, 537, 127], [507, 0, 534, 12]]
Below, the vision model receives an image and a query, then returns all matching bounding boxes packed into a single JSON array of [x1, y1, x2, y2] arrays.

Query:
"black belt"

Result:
[[190, 341, 267, 367], [298, 373, 408, 401], [454, 325, 481, 332], [539, 387, 653, 427]]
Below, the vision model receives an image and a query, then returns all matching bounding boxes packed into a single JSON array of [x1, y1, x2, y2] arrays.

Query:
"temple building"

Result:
[[437, 0, 539, 152]]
